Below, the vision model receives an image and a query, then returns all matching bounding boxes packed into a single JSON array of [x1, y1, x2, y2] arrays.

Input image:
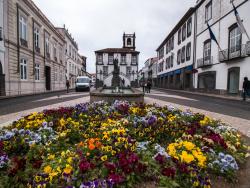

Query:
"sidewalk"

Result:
[[0, 88, 75, 101], [152, 87, 250, 102]]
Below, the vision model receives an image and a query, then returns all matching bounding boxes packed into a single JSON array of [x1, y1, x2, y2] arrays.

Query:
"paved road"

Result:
[[145, 89, 250, 120]]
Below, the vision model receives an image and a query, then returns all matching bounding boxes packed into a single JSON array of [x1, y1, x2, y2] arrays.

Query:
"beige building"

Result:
[[3, 0, 66, 96]]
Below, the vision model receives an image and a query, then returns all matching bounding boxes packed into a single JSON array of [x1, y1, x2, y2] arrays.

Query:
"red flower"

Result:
[[108, 174, 124, 184], [105, 162, 116, 171], [79, 160, 91, 172], [161, 167, 176, 178], [154, 154, 166, 165]]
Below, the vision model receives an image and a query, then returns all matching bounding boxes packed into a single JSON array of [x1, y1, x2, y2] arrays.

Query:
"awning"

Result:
[[184, 65, 193, 71], [174, 69, 181, 74]]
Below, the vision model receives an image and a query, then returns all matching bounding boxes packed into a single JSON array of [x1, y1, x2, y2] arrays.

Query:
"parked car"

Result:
[[75, 76, 90, 92]]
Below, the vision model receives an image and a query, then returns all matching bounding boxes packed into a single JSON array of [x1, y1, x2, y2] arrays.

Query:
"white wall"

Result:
[[157, 13, 195, 76], [96, 52, 138, 87]]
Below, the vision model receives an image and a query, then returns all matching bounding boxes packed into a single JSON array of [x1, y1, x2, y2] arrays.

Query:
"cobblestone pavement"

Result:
[[1, 89, 250, 137]]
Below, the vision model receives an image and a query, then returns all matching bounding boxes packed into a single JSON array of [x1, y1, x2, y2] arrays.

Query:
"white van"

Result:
[[75, 76, 90, 92]]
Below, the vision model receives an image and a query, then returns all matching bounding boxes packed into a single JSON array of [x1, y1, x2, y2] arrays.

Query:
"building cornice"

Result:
[[22, 0, 65, 43]]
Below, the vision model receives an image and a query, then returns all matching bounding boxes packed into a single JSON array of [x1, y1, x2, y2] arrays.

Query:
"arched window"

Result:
[[127, 38, 132, 45]]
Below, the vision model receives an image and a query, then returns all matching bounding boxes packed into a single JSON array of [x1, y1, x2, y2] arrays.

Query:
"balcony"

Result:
[[219, 43, 249, 62], [35, 47, 40, 54], [20, 38, 28, 47], [197, 56, 213, 68]]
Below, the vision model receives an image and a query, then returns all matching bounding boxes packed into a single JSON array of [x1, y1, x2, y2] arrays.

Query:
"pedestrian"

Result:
[[144, 82, 148, 93], [141, 81, 145, 93], [147, 80, 152, 93], [66, 80, 70, 93], [242, 77, 250, 101]]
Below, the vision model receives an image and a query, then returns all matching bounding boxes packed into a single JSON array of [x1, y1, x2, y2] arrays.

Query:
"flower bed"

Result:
[[0, 101, 249, 188]]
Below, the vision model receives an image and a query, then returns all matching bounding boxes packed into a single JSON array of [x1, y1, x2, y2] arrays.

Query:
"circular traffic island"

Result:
[[0, 101, 249, 188]]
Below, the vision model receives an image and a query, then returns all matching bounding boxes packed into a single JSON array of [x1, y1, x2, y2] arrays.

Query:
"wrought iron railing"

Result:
[[219, 44, 248, 62], [197, 56, 213, 68]]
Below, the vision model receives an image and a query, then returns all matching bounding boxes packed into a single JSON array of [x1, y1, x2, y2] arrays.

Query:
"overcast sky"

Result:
[[33, 0, 196, 73]]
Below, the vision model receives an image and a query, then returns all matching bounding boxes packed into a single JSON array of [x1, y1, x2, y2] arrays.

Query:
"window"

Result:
[[229, 25, 241, 55], [205, 1, 212, 22], [20, 59, 27, 80], [170, 54, 174, 67], [19, 15, 27, 41], [182, 23, 186, 41], [178, 29, 182, 45], [203, 40, 211, 61], [121, 55, 126, 64], [103, 66, 108, 76], [171, 36, 174, 50], [108, 54, 114, 64], [34, 27, 39, 49], [177, 49, 181, 65], [186, 42, 191, 61], [187, 17, 192, 37], [127, 38, 132, 45], [59, 46, 63, 63], [45, 36, 50, 56], [53, 43, 57, 61], [159, 47, 164, 59], [69, 45, 72, 56], [97, 54, 103, 64], [0, 27, 3, 41], [166, 42, 169, 54], [132, 55, 137, 64], [126, 66, 131, 76], [181, 46, 186, 63], [165, 58, 168, 69], [35, 64, 40, 81]]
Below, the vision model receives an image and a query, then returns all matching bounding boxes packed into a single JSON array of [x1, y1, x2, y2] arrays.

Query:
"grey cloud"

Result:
[[33, 0, 196, 73]]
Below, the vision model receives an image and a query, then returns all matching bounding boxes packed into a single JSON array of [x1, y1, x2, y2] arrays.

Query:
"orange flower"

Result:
[[95, 141, 102, 148], [78, 141, 84, 147], [88, 144, 95, 150], [88, 138, 95, 145]]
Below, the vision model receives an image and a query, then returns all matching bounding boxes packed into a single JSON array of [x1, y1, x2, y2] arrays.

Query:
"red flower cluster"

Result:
[[206, 132, 227, 149], [79, 158, 95, 172], [161, 167, 176, 178]]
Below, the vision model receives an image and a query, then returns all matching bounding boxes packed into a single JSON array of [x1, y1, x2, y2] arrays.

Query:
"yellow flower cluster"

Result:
[[167, 141, 207, 168], [199, 116, 211, 126]]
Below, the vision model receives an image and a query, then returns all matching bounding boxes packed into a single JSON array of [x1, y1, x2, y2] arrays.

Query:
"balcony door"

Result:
[[228, 67, 240, 94]]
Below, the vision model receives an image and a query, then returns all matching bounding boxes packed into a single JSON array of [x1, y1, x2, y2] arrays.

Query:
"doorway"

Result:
[[45, 66, 51, 91], [0, 61, 5, 96], [228, 67, 240, 94]]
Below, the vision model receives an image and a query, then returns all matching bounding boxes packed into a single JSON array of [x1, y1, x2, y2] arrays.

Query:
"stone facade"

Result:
[[95, 33, 139, 88], [3, 0, 66, 96]]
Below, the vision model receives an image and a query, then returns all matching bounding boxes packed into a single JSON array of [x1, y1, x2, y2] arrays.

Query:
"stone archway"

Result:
[[0, 61, 6, 96]]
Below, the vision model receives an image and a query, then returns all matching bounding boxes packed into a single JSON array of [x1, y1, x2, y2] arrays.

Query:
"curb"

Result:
[[152, 87, 250, 102], [0, 89, 75, 101]]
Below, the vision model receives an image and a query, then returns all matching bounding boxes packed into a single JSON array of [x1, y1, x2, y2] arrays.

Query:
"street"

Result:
[[0, 89, 250, 136]]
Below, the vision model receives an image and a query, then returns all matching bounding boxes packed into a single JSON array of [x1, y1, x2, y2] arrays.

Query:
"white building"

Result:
[[156, 8, 196, 90], [95, 33, 139, 88], [0, 0, 5, 95], [195, 0, 250, 95], [140, 57, 158, 86]]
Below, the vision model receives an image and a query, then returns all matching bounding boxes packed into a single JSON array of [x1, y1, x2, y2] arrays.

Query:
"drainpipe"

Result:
[[32, 18, 35, 93], [16, 4, 21, 95], [193, 9, 197, 91]]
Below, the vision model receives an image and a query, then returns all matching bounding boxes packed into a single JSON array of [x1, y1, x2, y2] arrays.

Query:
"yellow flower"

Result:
[[48, 154, 55, 160], [56, 166, 62, 173], [67, 157, 73, 164], [44, 165, 52, 174], [35, 175, 42, 182], [63, 164, 73, 174], [101, 155, 108, 161], [182, 141, 195, 151], [180, 151, 195, 164]]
